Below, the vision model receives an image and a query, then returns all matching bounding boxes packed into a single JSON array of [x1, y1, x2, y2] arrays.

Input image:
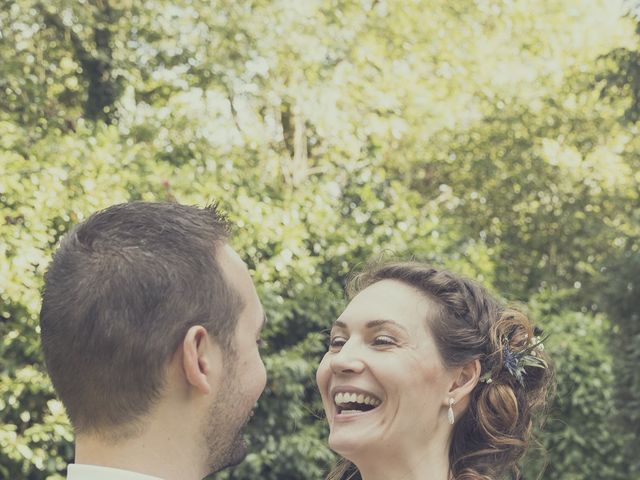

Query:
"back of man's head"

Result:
[[39, 202, 243, 439]]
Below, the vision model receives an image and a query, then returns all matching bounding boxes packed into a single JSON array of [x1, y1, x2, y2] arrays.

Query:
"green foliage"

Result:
[[522, 293, 629, 480], [601, 247, 640, 478], [598, 8, 640, 479], [1, 1, 639, 479]]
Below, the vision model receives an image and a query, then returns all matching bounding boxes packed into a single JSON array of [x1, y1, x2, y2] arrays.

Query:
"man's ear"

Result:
[[181, 325, 222, 395], [446, 358, 481, 405]]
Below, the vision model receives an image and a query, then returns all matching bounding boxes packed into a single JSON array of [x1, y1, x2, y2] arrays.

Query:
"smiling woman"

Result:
[[316, 262, 554, 480]]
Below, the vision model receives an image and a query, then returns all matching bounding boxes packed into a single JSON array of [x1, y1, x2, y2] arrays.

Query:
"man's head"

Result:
[[39, 202, 266, 473]]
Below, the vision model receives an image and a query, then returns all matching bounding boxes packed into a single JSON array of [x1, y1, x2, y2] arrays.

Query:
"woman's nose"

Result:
[[330, 341, 365, 374]]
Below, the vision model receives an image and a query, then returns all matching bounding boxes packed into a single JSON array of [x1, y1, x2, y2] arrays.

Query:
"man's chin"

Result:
[[225, 436, 248, 468], [208, 435, 247, 475]]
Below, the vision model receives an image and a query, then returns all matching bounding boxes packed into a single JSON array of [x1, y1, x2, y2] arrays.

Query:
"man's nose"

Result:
[[330, 341, 365, 374]]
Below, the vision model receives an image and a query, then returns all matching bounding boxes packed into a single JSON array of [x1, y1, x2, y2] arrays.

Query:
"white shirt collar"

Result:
[[67, 464, 163, 480]]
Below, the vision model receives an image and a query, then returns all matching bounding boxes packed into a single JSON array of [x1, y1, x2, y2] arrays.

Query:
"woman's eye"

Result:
[[373, 335, 396, 346], [329, 336, 347, 349]]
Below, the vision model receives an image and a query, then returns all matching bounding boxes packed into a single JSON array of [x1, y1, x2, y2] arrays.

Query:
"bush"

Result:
[[522, 292, 628, 480]]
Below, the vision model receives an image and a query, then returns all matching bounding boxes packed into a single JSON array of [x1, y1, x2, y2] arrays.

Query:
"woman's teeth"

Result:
[[334, 392, 381, 409]]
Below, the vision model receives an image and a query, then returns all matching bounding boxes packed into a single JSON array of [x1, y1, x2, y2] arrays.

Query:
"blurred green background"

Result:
[[1, 0, 639, 479]]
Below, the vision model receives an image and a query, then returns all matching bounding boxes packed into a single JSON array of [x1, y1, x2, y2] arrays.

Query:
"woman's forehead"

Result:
[[338, 280, 435, 332]]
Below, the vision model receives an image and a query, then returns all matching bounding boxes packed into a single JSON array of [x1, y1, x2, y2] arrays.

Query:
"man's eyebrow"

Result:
[[330, 319, 409, 334]]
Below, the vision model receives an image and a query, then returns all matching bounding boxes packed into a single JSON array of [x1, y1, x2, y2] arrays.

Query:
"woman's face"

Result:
[[316, 279, 455, 460]]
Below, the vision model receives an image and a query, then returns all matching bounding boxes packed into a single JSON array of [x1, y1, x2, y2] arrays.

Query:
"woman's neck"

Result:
[[354, 445, 450, 480]]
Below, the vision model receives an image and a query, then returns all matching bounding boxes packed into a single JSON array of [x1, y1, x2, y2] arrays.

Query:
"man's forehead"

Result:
[[217, 244, 255, 284], [219, 243, 246, 265]]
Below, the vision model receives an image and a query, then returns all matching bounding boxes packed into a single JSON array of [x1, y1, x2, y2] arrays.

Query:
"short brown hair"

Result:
[[328, 261, 554, 480], [40, 202, 243, 438]]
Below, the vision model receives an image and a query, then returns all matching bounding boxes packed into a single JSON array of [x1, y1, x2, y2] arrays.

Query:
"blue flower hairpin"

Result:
[[480, 331, 549, 386]]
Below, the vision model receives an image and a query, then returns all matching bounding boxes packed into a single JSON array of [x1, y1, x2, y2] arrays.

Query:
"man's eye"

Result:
[[373, 335, 396, 346]]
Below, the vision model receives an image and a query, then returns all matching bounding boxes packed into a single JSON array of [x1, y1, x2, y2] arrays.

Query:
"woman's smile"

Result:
[[328, 386, 384, 421]]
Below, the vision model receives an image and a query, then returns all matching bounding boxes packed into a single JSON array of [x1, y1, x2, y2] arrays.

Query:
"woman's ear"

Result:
[[447, 358, 481, 404], [181, 325, 222, 395]]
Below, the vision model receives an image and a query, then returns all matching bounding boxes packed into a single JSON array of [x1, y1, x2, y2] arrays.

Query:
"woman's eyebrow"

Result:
[[331, 320, 348, 330], [365, 319, 409, 334], [330, 319, 409, 334]]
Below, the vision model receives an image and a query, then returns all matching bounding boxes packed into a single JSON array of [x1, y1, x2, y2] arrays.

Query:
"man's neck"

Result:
[[74, 427, 205, 480]]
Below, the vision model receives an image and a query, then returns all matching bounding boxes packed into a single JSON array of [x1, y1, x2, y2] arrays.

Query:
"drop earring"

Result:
[[448, 398, 455, 425]]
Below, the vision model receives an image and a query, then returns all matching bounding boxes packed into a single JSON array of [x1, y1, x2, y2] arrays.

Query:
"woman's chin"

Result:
[[328, 431, 375, 459]]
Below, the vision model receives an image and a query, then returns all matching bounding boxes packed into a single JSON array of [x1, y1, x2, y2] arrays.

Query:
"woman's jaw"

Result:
[[325, 387, 452, 480], [321, 374, 458, 480], [324, 383, 390, 458]]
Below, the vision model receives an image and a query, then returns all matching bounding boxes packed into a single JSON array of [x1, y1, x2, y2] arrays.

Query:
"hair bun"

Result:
[[493, 309, 534, 350]]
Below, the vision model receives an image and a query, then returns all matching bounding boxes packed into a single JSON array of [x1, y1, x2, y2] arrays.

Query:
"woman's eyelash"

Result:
[[328, 335, 396, 348], [373, 335, 396, 345]]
